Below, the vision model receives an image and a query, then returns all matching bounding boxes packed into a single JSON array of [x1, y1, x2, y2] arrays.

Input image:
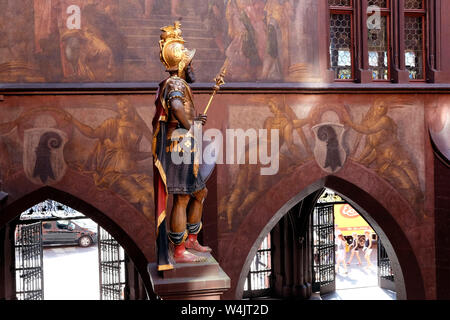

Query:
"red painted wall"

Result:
[[435, 156, 450, 299], [0, 90, 444, 300]]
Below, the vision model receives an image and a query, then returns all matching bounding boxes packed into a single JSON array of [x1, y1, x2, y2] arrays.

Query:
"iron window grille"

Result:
[[243, 233, 272, 299], [378, 240, 395, 282]]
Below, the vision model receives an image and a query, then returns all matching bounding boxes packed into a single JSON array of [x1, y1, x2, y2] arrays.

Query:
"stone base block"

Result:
[[148, 251, 230, 300]]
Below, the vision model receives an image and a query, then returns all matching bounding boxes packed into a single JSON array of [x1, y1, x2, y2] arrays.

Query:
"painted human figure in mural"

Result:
[[31, 0, 124, 81], [64, 99, 155, 220], [0, 117, 21, 180], [224, 0, 265, 81], [29, 0, 64, 81], [223, 0, 294, 81], [60, 1, 124, 81], [61, 28, 114, 81], [200, 0, 228, 56], [143, 0, 181, 17], [221, 99, 311, 230], [261, 0, 294, 80], [153, 22, 211, 271], [342, 99, 424, 212]]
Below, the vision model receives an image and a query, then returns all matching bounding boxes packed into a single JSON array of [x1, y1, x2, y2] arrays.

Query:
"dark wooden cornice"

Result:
[[1, 82, 450, 95]]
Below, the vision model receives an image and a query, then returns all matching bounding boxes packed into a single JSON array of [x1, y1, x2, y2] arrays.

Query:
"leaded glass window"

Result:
[[326, 0, 428, 83], [405, 2, 425, 80], [329, 0, 352, 7], [368, 7, 390, 80], [405, 0, 423, 10], [329, 10, 353, 80], [368, 0, 387, 8]]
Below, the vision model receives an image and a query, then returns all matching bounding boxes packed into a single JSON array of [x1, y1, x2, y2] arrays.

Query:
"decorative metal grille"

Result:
[[317, 188, 345, 204], [405, 0, 423, 9], [368, 16, 389, 80], [378, 240, 394, 282], [329, 0, 351, 7], [15, 222, 44, 300], [368, 0, 387, 7], [330, 14, 353, 80], [243, 234, 272, 299], [405, 15, 424, 79], [20, 199, 83, 220], [98, 227, 127, 300], [312, 204, 335, 294]]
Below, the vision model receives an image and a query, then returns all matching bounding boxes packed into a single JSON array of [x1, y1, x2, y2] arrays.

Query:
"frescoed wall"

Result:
[[2, 0, 450, 301], [217, 94, 429, 232], [0, 91, 444, 299], [0, 95, 155, 212], [0, 0, 322, 83], [211, 93, 440, 300], [427, 95, 450, 162], [0, 94, 159, 268], [0, 93, 433, 230]]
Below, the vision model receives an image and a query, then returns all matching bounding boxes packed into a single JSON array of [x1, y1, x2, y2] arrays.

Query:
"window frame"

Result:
[[328, 0, 356, 81], [404, 0, 427, 81], [327, 0, 432, 83], [367, 2, 392, 82]]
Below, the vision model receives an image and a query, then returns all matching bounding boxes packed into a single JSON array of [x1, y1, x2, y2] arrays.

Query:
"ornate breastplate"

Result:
[[164, 76, 195, 136], [166, 77, 195, 118]]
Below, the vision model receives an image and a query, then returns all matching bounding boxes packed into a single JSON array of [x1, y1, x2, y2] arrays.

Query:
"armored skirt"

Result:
[[165, 133, 205, 195]]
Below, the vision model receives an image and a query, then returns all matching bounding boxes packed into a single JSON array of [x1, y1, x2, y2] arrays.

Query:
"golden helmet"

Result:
[[159, 21, 196, 76]]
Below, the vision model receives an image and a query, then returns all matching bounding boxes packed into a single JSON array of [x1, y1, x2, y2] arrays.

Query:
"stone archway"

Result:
[[220, 160, 426, 300], [0, 169, 156, 299]]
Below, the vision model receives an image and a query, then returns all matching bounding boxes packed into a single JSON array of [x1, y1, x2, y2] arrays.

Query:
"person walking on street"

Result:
[[363, 231, 373, 268], [347, 232, 362, 265], [335, 234, 348, 274]]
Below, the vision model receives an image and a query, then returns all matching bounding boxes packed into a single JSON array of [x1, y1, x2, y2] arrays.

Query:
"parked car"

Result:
[[42, 220, 97, 247]]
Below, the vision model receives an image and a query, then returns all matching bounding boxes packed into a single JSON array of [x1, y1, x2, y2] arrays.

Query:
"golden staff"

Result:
[[203, 63, 228, 115]]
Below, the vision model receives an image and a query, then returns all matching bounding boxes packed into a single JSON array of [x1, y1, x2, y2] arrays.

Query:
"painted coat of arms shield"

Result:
[[312, 123, 347, 174], [23, 128, 68, 185]]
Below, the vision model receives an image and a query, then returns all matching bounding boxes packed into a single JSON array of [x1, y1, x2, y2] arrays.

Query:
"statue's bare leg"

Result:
[[185, 187, 212, 252], [170, 194, 206, 263]]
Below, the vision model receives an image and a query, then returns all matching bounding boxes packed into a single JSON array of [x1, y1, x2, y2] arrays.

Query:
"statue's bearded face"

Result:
[[185, 63, 196, 84]]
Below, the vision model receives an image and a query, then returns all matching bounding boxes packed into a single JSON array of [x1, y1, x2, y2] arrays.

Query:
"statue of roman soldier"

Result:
[[152, 21, 211, 271]]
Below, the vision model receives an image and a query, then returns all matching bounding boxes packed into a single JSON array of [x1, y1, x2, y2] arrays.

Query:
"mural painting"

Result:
[[23, 128, 68, 185], [0, 0, 322, 83], [342, 98, 424, 211], [0, 93, 435, 237], [218, 95, 428, 231], [219, 97, 312, 230], [427, 96, 450, 163], [0, 96, 156, 221]]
